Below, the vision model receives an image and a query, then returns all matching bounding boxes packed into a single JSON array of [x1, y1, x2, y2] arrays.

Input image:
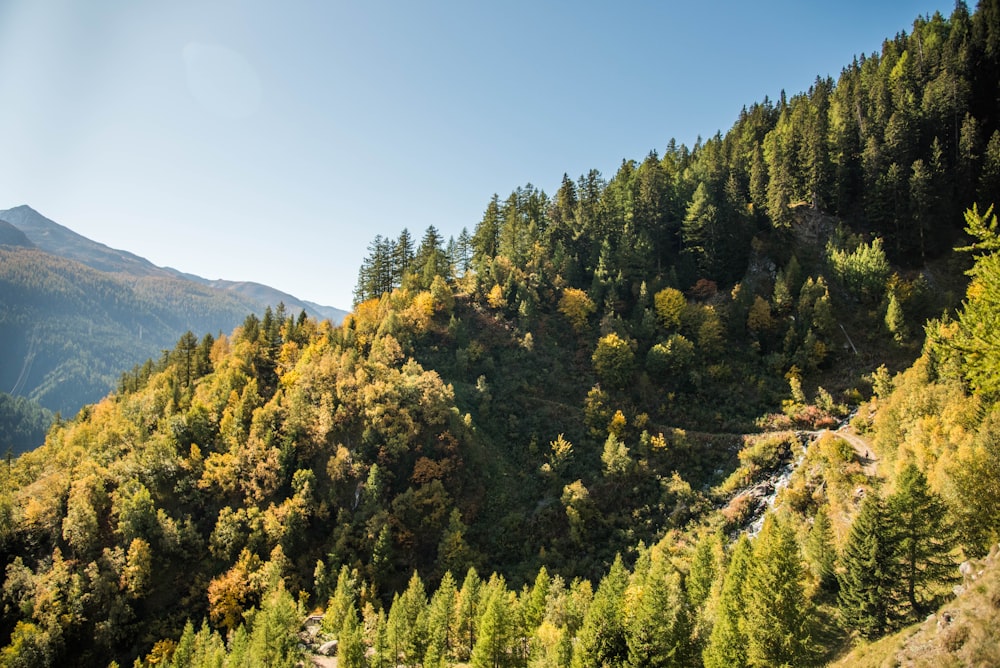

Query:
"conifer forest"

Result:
[[4, 3, 1000, 666]]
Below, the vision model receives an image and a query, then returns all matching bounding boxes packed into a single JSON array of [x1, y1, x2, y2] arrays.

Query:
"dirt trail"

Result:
[[834, 423, 878, 477], [801, 420, 878, 478]]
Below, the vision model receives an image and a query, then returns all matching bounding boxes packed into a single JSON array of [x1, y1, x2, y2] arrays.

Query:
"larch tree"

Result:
[[592, 333, 636, 389], [744, 513, 817, 667], [337, 605, 366, 668], [702, 535, 752, 668], [955, 204, 1000, 398], [424, 571, 458, 668], [321, 564, 357, 638], [625, 553, 693, 667], [572, 555, 629, 668], [470, 575, 517, 668], [453, 567, 482, 662], [951, 407, 1000, 554], [805, 505, 839, 598]]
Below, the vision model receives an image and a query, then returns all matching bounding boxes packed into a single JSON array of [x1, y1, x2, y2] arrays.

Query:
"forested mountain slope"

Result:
[[0, 206, 345, 434], [2, 3, 1000, 667], [0, 205, 348, 326], [0, 244, 259, 420], [0, 206, 183, 279]]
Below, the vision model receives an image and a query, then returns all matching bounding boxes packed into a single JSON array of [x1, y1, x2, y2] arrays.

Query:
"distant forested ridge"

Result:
[[2, 3, 1000, 667], [0, 244, 263, 417], [0, 206, 346, 422], [0, 393, 52, 457]]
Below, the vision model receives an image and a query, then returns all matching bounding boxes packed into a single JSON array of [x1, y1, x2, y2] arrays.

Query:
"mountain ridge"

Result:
[[0, 205, 347, 425], [0, 218, 34, 248], [0, 205, 349, 323]]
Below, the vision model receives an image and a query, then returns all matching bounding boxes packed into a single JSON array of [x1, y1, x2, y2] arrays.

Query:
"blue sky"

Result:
[[0, 1, 954, 311]]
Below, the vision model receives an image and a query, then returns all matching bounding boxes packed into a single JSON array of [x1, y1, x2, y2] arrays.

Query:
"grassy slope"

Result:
[[830, 546, 1000, 667]]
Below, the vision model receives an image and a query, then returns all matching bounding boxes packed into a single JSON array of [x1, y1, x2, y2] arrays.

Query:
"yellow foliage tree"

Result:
[[487, 283, 506, 309], [747, 295, 773, 334], [558, 288, 596, 333], [654, 288, 687, 330], [207, 548, 264, 631], [592, 333, 636, 388], [123, 537, 153, 599]]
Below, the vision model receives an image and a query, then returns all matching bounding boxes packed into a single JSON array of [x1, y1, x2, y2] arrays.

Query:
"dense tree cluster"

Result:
[[358, 3, 1000, 314], [3, 3, 1000, 666], [354, 226, 472, 304]]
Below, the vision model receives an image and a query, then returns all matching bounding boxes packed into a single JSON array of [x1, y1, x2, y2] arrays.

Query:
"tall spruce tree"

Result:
[[354, 234, 396, 304], [887, 463, 958, 617], [838, 492, 899, 638], [394, 228, 416, 286], [572, 555, 629, 668], [703, 535, 752, 668], [744, 513, 817, 667]]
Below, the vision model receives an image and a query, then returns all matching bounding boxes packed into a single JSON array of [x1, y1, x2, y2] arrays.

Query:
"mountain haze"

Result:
[[0, 206, 347, 430], [0, 220, 32, 249], [0, 205, 181, 279], [0, 205, 349, 323]]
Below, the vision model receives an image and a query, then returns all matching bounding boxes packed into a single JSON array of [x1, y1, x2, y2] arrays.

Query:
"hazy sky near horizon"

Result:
[[0, 1, 954, 311]]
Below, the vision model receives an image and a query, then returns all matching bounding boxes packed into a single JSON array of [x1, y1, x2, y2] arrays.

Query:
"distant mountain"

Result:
[[0, 204, 174, 278], [0, 205, 347, 419], [301, 299, 347, 323], [195, 278, 349, 324], [0, 205, 349, 323], [0, 218, 33, 248]]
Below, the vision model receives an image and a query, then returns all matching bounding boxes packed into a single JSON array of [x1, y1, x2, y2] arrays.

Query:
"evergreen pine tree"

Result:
[[703, 535, 752, 668], [744, 513, 816, 666], [472, 195, 502, 274], [838, 492, 899, 638], [394, 228, 416, 286], [456, 227, 473, 276], [572, 555, 628, 668], [681, 182, 721, 278], [888, 463, 958, 617]]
